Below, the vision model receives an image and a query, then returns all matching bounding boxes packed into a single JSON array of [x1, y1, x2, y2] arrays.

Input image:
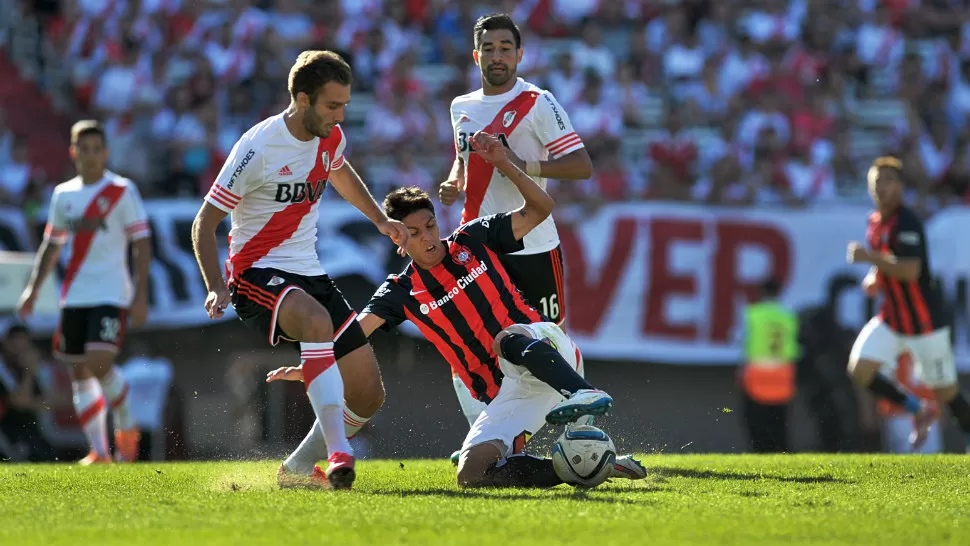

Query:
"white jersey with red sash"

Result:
[[451, 78, 584, 255], [44, 171, 151, 308]]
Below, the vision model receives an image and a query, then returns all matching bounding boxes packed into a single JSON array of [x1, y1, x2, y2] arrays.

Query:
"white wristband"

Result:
[[525, 160, 542, 177]]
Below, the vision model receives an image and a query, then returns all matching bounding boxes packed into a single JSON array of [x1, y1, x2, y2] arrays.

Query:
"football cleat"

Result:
[[909, 403, 937, 450], [114, 429, 141, 462], [326, 452, 356, 490], [545, 389, 613, 425], [276, 463, 329, 490], [78, 451, 112, 466], [450, 449, 461, 466], [609, 455, 647, 480]]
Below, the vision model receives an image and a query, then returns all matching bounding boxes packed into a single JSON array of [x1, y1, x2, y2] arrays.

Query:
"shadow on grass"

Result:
[[646, 467, 853, 485], [368, 486, 667, 504]]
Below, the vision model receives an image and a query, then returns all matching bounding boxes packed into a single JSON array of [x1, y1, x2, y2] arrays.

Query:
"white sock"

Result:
[[344, 406, 371, 439], [72, 378, 109, 457], [99, 366, 134, 430], [284, 419, 326, 474], [301, 342, 353, 458]]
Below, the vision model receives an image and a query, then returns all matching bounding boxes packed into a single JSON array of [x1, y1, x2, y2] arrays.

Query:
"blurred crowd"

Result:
[[2, 0, 970, 215]]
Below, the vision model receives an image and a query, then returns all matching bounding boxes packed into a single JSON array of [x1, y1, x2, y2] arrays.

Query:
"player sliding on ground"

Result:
[[192, 51, 408, 490], [438, 13, 594, 465], [267, 131, 646, 488]]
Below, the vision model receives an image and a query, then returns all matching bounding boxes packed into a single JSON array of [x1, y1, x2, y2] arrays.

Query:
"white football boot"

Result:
[[546, 389, 614, 425]]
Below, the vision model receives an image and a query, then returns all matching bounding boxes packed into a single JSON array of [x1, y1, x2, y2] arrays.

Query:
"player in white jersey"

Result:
[[191, 50, 408, 490], [437, 13, 593, 462], [17, 120, 151, 465]]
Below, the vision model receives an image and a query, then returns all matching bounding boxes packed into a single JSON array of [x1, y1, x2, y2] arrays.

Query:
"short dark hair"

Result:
[[384, 186, 435, 222], [70, 120, 106, 146], [473, 13, 521, 50], [287, 50, 353, 103]]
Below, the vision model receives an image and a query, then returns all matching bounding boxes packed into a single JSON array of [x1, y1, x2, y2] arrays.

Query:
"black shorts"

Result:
[[229, 267, 368, 359], [54, 305, 126, 360], [497, 246, 567, 325]]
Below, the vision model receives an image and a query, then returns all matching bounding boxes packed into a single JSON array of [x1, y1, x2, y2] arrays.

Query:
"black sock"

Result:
[[499, 333, 593, 395], [948, 393, 970, 434], [868, 374, 922, 414], [483, 454, 563, 488]]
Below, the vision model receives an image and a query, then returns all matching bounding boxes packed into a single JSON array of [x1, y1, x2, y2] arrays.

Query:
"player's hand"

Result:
[[266, 366, 304, 383], [129, 292, 149, 328], [204, 287, 230, 319], [378, 219, 409, 257], [471, 131, 508, 165], [16, 289, 36, 320], [439, 179, 460, 206], [861, 272, 879, 297], [846, 242, 870, 264]]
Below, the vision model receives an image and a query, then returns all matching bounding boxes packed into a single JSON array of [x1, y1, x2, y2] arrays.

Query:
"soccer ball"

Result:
[[550, 425, 616, 488]]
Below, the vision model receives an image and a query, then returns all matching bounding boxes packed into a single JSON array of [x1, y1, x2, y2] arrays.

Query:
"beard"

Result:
[[303, 108, 332, 138], [482, 63, 516, 87]]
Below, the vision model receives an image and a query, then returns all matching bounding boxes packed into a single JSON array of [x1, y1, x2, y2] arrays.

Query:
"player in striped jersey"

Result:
[[267, 132, 646, 487], [192, 51, 409, 489], [17, 120, 150, 464], [437, 13, 593, 463], [847, 156, 970, 453]]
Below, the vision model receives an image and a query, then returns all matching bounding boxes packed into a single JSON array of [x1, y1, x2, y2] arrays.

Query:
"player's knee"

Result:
[[456, 442, 503, 488], [278, 289, 333, 341], [338, 346, 385, 417], [83, 351, 116, 377], [493, 324, 534, 356], [71, 361, 94, 379], [933, 384, 959, 403], [847, 358, 879, 384]]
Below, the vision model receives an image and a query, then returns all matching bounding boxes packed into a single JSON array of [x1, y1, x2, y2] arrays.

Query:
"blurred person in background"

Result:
[[0, 323, 57, 462], [17, 121, 151, 465], [0, 136, 35, 207], [847, 157, 970, 454], [737, 278, 799, 453]]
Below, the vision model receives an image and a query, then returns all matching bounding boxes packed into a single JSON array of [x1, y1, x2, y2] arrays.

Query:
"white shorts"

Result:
[[850, 317, 957, 388], [460, 322, 584, 458]]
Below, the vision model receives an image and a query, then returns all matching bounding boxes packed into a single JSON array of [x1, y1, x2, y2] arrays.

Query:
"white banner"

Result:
[[1, 199, 967, 369], [555, 202, 970, 370]]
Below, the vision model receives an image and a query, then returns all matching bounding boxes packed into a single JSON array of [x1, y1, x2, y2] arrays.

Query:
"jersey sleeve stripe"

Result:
[[127, 223, 152, 240], [549, 135, 584, 157], [211, 185, 241, 204], [205, 190, 237, 211], [545, 131, 578, 149], [44, 225, 68, 243], [331, 156, 345, 170]]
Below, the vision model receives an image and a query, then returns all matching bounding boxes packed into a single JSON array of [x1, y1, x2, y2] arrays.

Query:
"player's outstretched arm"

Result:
[[471, 132, 554, 241], [357, 313, 386, 338], [191, 202, 231, 318], [329, 161, 409, 256]]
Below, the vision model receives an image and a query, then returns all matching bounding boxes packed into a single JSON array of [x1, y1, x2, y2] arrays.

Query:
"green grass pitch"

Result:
[[2, 455, 969, 545]]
